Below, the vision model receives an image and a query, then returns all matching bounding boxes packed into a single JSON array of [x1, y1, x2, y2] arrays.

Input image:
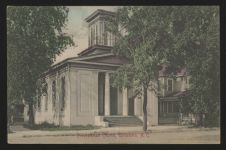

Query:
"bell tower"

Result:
[[85, 9, 116, 47]]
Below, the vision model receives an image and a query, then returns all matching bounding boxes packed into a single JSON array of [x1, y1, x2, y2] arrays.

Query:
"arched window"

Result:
[[61, 77, 65, 111], [52, 80, 56, 110]]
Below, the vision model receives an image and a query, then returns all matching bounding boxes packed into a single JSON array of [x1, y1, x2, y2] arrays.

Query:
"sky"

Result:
[[54, 6, 119, 64]]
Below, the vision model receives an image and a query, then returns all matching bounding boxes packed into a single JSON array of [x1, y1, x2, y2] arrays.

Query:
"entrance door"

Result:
[[128, 98, 134, 116], [110, 86, 118, 115]]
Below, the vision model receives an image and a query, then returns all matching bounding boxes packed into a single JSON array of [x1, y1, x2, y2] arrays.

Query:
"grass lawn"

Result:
[[23, 122, 101, 131]]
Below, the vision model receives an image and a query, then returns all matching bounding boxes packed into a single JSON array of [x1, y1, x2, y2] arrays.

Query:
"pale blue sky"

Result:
[[54, 6, 119, 63]]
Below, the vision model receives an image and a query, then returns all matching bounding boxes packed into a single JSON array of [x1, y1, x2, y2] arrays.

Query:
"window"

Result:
[[103, 22, 108, 45], [173, 102, 179, 112], [91, 26, 95, 46], [187, 77, 191, 85], [37, 95, 41, 111], [100, 21, 103, 45], [52, 80, 56, 110], [160, 101, 179, 114], [45, 84, 48, 111], [163, 102, 167, 113], [167, 79, 173, 91], [61, 77, 65, 111], [168, 102, 173, 112]]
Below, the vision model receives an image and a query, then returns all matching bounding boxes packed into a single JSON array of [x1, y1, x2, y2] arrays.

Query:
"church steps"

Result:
[[103, 116, 143, 127]]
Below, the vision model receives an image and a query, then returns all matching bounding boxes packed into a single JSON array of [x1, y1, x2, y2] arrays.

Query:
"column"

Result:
[[122, 87, 128, 116], [104, 72, 110, 116]]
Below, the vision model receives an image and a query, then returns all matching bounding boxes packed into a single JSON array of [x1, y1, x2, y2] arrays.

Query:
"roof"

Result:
[[159, 64, 188, 77], [51, 52, 121, 68], [85, 54, 129, 65], [85, 9, 116, 23], [159, 90, 191, 100], [42, 52, 125, 77], [176, 68, 188, 76]]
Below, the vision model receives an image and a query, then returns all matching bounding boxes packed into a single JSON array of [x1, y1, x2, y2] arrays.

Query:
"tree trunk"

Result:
[[143, 86, 148, 131], [28, 102, 34, 126], [199, 113, 203, 126]]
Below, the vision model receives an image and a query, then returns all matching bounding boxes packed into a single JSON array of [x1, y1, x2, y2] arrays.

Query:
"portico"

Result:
[[98, 72, 129, 117]]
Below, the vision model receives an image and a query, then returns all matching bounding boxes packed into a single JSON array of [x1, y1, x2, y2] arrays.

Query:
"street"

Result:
[[8, 126, 220, 144]]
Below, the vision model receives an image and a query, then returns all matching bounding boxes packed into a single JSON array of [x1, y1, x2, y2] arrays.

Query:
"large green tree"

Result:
[[168, 6, 220, 126], [7, 6, 74, 127], [108, 6, 175, 131], [108, 6, 220, 130]]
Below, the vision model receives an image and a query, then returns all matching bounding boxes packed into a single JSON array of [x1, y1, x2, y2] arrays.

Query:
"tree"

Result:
[[167, 6, 220, 126], [108, 6, 220, 130], [108, 6, 175, 131], [7, 6, 74, 127]]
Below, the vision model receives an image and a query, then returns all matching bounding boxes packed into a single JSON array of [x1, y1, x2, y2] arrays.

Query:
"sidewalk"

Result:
[[8, 125, 219, 138]]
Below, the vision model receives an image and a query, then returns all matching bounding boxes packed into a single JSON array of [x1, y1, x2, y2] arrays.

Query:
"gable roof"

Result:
[[159, 64, 188, 77], [41, 52, 127, 77], [159, 90, 191, 100], [85, 9, 116, 23], [52, 52, 123, 68], [84, 55, 129, 65]]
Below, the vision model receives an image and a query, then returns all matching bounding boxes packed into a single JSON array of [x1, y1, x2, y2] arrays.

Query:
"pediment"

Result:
[[85, 55, 129, 65]]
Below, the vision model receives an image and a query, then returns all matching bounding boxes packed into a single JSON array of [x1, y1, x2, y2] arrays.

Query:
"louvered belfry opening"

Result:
[[98, 72, 105, 115]]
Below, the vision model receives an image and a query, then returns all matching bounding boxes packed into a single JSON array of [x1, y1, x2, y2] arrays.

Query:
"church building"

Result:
[[24, 9, 191, 127]]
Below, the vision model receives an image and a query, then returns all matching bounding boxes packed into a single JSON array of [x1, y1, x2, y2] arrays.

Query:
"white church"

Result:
[[24, 9, 191, 127]]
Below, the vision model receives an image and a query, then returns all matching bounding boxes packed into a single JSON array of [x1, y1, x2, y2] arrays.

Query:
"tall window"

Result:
[[103, 22, 108, 45], [61, 77, 65, 111], [100, 21, 103, 45], [91, 26, 95, 46], [167, 79, 173, 91], [52, 80, 56, 110], [37, 95, 41, 111], [45, 84, 48, 111]]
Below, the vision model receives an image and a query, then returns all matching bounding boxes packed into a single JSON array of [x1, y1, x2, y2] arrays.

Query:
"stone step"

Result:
[[108, 122, 142, 127], [104, 116, 143, 127]]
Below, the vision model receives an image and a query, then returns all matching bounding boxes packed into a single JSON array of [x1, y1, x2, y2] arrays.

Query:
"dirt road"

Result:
[[8, 128, 220, 144]]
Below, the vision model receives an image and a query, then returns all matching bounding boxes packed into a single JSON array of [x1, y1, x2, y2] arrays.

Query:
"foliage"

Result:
[[7, 6, 74, 125], [168, 6, 220, 126], [108, 6, 176, 131], [108, 6, 219, 128], [23, 122, 99, 131]]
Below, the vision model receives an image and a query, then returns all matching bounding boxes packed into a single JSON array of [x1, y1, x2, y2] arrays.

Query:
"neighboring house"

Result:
[[158, 64, 191, 124], [24, 9, 191, 127]]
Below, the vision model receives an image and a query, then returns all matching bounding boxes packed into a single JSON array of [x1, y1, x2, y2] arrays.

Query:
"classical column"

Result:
[[122, 87, 128, 116], [104, 72, 110, 116]]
